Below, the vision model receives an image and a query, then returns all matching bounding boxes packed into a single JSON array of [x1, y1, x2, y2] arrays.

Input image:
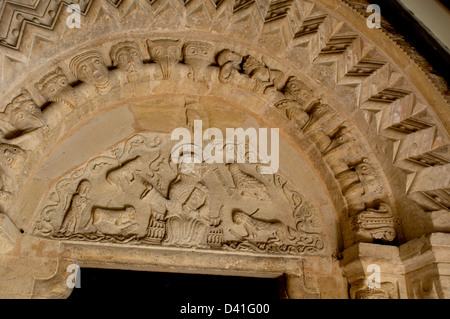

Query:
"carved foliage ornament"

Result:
[[32, 133, 326, 255]]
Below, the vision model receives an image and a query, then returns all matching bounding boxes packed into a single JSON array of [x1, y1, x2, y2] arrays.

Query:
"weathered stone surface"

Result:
[[0, 0, 448, 299]]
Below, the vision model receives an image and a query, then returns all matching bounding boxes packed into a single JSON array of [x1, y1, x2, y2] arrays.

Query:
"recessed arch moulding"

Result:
[[0, 0, 448, 299]]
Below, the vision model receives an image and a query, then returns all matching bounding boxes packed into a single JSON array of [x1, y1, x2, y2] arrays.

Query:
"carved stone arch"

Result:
[[0, 0, 448, 299]]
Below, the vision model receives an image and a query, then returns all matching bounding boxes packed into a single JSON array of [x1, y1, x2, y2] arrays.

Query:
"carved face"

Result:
[[183, 41, 214, 61], [76, 56, 109, 85], [232, 211, 244, 224], [77, 180, 91, 196], [0, 144, 25, 169], [125, 207, 136, 220], [36, 68, 69, 100], [41, 75, 69, 100], [216, 49, 242, 67], [179, 161, 203, 178], [7, 95, 43, 132], [10, 109, 43, 132], [284, 77, 313, 106], [115, 47, 143, 74], [242, 56, 264, 74], [147, 39, 182, 79], [147, 39, 182, 62]]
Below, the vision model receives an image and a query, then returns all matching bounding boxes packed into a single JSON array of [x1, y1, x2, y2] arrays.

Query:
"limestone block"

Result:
[[0, 213, 19, 253]]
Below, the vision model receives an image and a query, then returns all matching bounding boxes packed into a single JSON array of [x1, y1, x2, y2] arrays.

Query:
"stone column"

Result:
[[340, 243, 408, 299], [400, 233, 450, 299]]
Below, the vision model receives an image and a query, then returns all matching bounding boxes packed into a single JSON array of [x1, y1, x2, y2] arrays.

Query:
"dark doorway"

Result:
[[67, 268, 284, 300]]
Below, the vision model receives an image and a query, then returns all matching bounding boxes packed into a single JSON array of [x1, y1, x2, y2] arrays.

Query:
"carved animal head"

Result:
[[5, 91, 43, 132], [6, 91, 40, 116], [76, 180, 91, 196], [0, 144, 25, 170], [146, 39, 183, 79], [147, 39, 183, 61], [179, 161, 204, 179], [69, 51, 110, 88], [304, 103, 332, 130], [125, 206, 137, 220], [183, 41, 214, 62], [352, 280, 396, 299], [283, 76, 314, 107], [322, 126, 355, 154], [232, 211, 246, 225], [110, 41, 143, 77], [34, 68, 69, 100], [242, 56, 265, 76], [216, 49, 243, 67]]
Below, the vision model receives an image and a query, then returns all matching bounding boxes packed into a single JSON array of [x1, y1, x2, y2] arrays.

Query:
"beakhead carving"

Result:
[[146, 39, 183, 80]]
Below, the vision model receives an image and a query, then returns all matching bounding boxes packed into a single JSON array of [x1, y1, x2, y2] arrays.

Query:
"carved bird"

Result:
[[227, 163, 270, 201]]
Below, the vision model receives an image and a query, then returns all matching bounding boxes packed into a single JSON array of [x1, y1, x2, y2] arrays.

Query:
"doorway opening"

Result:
[[67, 268, 286, 300]]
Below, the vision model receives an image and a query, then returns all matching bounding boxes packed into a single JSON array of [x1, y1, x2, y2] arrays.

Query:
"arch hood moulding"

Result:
[[0, 0, 448, 299]]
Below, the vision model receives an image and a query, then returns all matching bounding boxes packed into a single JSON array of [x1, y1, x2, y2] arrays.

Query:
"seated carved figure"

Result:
[[110, 41, 144, 83], [139, 161, 218, 248], [0, 91, 46, 150], [69, 51, 111, 95]]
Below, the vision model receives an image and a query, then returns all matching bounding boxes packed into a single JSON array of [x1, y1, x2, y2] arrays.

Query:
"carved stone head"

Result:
[[34, 67, 69, 101], [110, 41, 143, 81], [183, 41, 214, 80], [0, 144, 25, 170], [179, 161, 204, 179], [242, 55, 265, 75], [323, 126, 355, 154], [69, 51, 110, 94], [77, 180, 91, 197], [232, 211, 246, 225], [5, 91, 43, 132], [146, 39, 183, 79], [216, 49, 243, 67], [283, 76, 314, 108], [184, 41, 214, 62]]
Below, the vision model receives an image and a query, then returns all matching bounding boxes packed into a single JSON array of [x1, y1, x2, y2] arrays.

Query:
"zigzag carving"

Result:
[[0, 0, 448, 231]]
